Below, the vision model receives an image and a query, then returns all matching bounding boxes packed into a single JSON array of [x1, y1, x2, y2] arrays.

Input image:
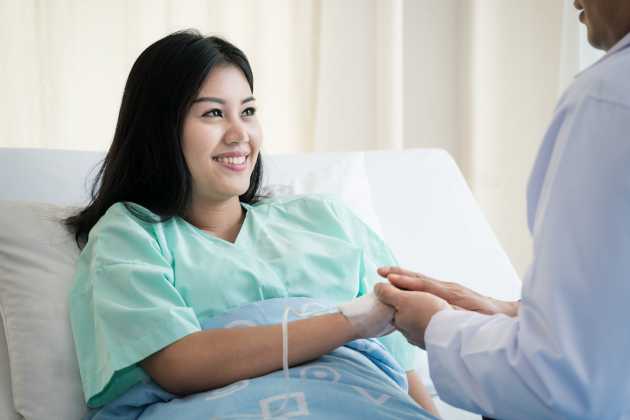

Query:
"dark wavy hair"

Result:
[[63, 29, 263, 250]]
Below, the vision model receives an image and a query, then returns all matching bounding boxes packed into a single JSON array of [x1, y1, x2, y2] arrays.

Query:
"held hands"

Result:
[[377, 267, 519, 317], [374, 266, 520, 349], [338, 266, 520, 345], [374, 283, 450, 349]]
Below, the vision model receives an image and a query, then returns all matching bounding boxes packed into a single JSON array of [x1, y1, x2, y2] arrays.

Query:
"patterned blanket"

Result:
[[87, 297, 436, 420]]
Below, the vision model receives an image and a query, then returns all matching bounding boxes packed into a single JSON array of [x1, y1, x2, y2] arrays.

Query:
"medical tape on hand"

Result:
[[337, 292, 395, 337]]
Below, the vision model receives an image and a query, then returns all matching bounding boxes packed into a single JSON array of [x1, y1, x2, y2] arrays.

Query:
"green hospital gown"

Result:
[[68, 194, 419, 408]]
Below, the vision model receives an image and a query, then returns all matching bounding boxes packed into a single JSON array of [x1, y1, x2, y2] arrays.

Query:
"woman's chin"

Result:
[[219, 185, 252, 200]]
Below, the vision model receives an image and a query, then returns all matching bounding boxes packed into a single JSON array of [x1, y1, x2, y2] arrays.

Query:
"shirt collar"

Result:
[[607, 31, 630, 56], [575, 32, 630, 78]]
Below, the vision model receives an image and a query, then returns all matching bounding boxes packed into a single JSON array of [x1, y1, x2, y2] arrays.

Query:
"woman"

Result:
[[64, 29, 438, 419]]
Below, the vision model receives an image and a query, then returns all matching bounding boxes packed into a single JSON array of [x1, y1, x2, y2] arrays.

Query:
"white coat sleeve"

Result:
[[425, 96, 630, 419]]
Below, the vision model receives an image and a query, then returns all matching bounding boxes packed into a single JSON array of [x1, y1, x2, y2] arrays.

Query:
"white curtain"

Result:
[[0, 0, 404, 154], [314, 0, 403, 152], [2, 0, 591, 277]]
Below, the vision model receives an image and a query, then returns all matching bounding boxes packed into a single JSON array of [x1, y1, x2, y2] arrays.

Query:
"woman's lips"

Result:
[[212, 155, 249, 172]]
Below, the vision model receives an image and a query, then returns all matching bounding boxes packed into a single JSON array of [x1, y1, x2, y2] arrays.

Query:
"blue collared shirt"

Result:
[[425, 33, 630, 419]]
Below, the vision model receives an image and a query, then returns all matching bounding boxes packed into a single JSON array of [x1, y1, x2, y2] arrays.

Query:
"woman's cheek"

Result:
[[249, 124, 263, 147]]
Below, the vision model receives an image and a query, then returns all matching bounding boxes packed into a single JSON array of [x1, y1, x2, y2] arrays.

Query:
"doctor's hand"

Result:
[[378, 266, 519, 317], [374, 283, 451, 349]]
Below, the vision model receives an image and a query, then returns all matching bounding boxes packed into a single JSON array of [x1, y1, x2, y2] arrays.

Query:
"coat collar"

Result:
[[575, 31, 630, 78]]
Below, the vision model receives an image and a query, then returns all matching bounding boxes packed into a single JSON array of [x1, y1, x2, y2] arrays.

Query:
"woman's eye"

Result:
[[242, 107, 256, 117], [203, 109, 222, 118]]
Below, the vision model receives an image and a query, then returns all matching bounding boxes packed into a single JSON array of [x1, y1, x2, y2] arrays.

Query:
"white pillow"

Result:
[[261, 152, 385, 238], [0, 201, 87, 420]]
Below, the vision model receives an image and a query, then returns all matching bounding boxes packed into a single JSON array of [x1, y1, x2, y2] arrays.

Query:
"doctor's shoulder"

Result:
[[573, 47, 630, 107]]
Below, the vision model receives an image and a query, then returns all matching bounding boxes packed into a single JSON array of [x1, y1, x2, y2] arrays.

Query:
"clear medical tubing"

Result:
[[210, 302, 339, 419]]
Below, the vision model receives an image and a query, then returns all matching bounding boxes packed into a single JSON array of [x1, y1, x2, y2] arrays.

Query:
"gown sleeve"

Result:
[[326, 197, 420, 372], [69, 202, 201, 408]]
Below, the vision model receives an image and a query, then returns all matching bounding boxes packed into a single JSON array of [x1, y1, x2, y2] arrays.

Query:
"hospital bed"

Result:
[[0, 147, 521, 420]]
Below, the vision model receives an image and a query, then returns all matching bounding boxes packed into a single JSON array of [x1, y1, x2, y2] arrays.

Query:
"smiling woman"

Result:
[[181, 64, 262, 241], [63, 30, 264, 249], [61, 29, 439, 419]]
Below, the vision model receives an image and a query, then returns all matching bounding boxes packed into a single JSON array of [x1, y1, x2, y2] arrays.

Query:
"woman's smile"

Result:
[[211, 151, 250, 172]]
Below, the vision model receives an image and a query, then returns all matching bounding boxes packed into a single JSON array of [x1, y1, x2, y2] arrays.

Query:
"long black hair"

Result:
[[63, 29, 263, 250]]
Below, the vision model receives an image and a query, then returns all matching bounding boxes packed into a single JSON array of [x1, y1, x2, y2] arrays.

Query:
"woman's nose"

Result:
[[223, 123, 249, 144]]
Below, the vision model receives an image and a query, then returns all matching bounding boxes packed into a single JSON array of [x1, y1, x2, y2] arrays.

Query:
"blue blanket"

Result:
[[87, 298, 437, 419]]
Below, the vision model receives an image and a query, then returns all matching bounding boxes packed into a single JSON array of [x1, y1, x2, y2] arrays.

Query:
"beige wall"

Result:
[[403, 0, 464, 162], [403, 0, 564, 276]]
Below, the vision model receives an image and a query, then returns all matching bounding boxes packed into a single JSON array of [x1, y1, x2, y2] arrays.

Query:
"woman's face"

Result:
[[182, 64, 262, 204]]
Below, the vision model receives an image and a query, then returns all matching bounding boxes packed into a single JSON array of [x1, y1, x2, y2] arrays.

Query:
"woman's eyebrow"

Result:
[[192, 96, 255, 105]]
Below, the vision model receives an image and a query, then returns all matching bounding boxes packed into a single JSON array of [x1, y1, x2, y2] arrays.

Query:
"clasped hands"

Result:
[[341, 267, 519, 349]]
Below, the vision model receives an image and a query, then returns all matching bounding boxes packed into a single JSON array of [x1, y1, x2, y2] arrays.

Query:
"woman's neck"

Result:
[[184, 197, 245, 243]]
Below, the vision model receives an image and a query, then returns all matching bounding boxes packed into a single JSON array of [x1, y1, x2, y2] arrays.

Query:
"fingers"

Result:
[[388, 273, 437, 291], [387, 274, 424, 291], [378, 267, 468, 310], [374, 283, 404, 308], [378, 266, 446, 295], [377, 266, 391, 277], [377, 266, 421, 278]]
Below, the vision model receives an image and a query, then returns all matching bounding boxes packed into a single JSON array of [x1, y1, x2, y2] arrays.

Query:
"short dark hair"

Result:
[[63, 29, 263, 250]]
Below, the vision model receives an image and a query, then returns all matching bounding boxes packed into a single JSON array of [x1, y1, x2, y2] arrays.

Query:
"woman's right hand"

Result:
[[377, 266, 519, 317], [338, 293, 396, 339]]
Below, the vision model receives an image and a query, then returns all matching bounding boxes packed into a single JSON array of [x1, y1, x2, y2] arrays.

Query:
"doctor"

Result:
[[375, 0, 630, 418]]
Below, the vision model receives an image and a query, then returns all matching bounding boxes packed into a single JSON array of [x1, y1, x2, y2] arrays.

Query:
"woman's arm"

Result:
[[407, 371, 440, 417], [140, 312, 356, 396]]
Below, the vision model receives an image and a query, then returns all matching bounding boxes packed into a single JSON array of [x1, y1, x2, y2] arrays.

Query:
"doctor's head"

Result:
[[575, 0, 630, 50], [63, 29, 263, 249]]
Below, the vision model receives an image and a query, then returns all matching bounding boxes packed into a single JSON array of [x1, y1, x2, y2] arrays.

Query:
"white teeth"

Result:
[[214, 156, 247, 165]]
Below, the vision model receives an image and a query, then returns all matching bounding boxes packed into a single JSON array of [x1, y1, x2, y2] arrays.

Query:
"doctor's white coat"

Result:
[[425, 33, 630, 419]]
